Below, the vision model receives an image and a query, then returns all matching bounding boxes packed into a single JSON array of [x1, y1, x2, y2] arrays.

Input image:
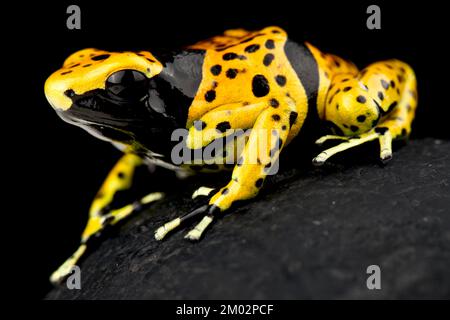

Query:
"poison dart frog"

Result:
[[45, 26, 417, 284]]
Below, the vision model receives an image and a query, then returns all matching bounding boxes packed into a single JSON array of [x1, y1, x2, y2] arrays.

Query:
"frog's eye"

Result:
[[106, 70, 148, 99]]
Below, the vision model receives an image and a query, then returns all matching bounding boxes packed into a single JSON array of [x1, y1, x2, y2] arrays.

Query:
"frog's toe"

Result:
[[380, 149, 393, 164], [191, 186, 215, 199], [184, 215, 214, 241], [312, 152, 328, 166], [154, 204, 217, 241], [49, 244, 87, 285], [313, 132, 380, 166], [378, 129, 393, 164], [154, 217, 182, 240], [315, 135, 349, 146]]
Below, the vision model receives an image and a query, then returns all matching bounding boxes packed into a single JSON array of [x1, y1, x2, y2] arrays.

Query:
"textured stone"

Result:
[[46, 139, 450, 299]]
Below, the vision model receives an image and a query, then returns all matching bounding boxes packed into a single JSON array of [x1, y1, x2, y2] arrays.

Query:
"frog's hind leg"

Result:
[[50, 153, 164, 285], [314, 59, 417, 165]]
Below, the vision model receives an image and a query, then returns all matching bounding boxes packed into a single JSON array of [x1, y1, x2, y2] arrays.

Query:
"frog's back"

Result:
[[187, 26, 321, 141]]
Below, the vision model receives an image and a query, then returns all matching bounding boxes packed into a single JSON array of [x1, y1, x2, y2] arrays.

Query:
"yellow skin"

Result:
[[45, 26, 417, 284]]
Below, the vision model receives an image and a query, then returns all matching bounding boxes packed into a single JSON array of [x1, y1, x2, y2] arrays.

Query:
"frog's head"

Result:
[[45, 48, 175, 150]]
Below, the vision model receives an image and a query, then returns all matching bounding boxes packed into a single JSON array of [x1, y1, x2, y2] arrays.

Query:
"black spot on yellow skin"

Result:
[[385, 101, 398, 114], [378, 91, 384, 101], [194, 120, 207, 131], [205, 90, 216, 102], [270, 98, 279, 108], [282, 125, 287, 130], [210, 65, 222, 75], [263, 53, 274, 66], [91, 54, 110, 61], [350, 125, 359, 132], [83, 64, 92, 68], [222, 188, 229, 195], [226, 68, 238, 79], [265, 39, 275, 49], [381, 79, 389, 89], [117, 172, 125, 179], [252, 74, 270, 97], [275, 75, 286, 87], [390, 80, 396, 88], [375, 127, 388, 135], [255, 178, 264, 188], [289, 112, 298, 127], [343, 86, 352, 92], [61, 71, 72, 75], [223, 52, 238, 60], [272, 114, 281, 121], [357, 115, 366, 122], [357, 95, 366, 103], [245, 44, 260, 53], [216, 121, 231, 133]]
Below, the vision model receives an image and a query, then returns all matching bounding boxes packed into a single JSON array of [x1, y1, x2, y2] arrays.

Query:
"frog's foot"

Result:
[[313, 129, 393, 166], [154, 204, 219, 241], [184, 214, 215, 241], [50, 244, 87, 285], [315, 134, 351, 146], [191, 186, 215, 199], [50, 191, 163, 285]]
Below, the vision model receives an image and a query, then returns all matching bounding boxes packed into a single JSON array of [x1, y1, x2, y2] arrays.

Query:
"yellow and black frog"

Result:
[[45, 26, 418, 284]]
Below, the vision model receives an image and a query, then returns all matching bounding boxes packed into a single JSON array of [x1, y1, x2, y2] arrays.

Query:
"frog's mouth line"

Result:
[[57, 109, 136, 144]]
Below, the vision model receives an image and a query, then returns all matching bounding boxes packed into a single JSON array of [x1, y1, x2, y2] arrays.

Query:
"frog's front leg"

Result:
[[50, 153, 163, 284], [313, 60, 417, 165], [155, 99, 299, 241]]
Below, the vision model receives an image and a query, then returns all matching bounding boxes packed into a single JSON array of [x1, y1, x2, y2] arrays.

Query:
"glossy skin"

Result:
[[45, 26, 417, 284]]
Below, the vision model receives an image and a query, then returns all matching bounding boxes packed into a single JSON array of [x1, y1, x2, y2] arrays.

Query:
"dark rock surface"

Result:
[[46, 138, 450, 299]]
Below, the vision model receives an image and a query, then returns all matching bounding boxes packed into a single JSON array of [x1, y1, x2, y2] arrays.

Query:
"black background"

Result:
[[7, 0, 448, 299]]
